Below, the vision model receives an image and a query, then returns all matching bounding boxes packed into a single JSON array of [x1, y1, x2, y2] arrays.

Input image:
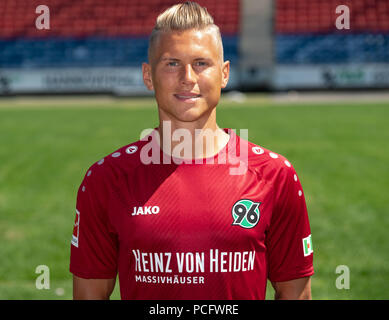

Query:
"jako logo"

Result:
[[132, 206, 160, 216]]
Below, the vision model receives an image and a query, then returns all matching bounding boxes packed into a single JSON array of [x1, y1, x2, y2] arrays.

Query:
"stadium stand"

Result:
[[0, 0, 240, 68], [275, 0, 389, 64]]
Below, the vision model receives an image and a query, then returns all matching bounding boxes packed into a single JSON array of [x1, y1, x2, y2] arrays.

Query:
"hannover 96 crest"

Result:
[[231, 199, 261, 229]]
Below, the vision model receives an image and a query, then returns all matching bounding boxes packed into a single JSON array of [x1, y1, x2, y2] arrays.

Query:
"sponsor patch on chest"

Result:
[[131, 206, 160, 216]]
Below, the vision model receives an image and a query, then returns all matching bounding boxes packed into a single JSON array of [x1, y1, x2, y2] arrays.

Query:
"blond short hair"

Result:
[[148, 1, 223, 63]]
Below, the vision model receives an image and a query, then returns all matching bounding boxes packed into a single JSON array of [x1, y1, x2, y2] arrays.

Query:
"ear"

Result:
[[142, 62, 154, 91], [221, 60, 230, 89]]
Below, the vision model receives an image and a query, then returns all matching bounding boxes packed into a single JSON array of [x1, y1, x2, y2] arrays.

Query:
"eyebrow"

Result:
[[160, 57, 211, 62], [160, 57, 180, 61]]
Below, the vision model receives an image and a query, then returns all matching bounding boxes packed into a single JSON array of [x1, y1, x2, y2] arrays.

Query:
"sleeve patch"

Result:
[[302, 234, 313, 257], [71, 209, 80, 248]]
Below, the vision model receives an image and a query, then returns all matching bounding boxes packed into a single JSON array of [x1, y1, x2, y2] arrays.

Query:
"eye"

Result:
[[167, 61, 179, 67], [194, 61, 208, 67]]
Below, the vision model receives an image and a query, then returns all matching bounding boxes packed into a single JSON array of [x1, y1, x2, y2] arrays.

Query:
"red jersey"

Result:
[[69, 129, 314, 299]]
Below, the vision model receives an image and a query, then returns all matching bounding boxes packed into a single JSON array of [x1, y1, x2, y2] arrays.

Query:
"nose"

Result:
[[181, 64, 196, 85]]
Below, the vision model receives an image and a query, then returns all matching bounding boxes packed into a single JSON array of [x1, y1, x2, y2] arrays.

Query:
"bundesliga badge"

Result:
[[231, 199, 261, 229]]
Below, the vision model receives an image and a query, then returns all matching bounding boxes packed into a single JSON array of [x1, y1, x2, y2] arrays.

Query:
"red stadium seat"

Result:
[[276, 0, 389, 33], [0, 0, 240, 38]]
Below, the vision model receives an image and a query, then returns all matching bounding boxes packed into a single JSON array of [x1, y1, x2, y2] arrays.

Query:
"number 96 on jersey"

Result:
[[231, 199, 261, 229]]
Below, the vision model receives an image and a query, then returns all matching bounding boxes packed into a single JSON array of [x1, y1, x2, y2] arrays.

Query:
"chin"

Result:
[[158, 97, 218, 123], [176, 103, 216, 122], [159, 101, 205, 121], [173, 109, 207, 122]]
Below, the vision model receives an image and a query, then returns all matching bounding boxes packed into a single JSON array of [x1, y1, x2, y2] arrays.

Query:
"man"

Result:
[[70, 2, 314, 300]]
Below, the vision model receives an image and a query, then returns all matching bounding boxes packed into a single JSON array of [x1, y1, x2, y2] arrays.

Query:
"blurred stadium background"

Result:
[[2, 0, 389, 93], [0, 0, 388, 299]]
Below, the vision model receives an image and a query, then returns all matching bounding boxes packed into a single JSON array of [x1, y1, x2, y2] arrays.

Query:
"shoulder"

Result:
[[80, 136, 150, 185], [239, 135, 297, 184]]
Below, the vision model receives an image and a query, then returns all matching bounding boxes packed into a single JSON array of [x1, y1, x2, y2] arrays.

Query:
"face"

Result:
[[142, 28, 230, 123]]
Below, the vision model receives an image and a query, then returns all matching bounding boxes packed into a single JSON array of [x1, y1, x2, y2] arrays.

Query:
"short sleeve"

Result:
[[266, 162, 314, 282], [69, 163, 118, 279]]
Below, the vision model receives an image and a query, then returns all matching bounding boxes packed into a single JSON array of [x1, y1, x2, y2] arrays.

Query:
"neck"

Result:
[[157, 110, 230, 159]]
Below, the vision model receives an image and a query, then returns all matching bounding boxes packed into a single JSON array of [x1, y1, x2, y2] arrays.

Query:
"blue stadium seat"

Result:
[[276, 33, 389, 64], [0, 36, 239, 68]]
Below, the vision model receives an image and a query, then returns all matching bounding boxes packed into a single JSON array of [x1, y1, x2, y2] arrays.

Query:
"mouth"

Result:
[[174, 93, 202, 103]]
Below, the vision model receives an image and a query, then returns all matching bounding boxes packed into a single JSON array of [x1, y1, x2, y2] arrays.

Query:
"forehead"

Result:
[[153, 28, 221, 61]]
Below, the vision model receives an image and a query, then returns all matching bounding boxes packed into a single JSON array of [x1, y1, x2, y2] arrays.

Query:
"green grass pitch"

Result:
[[0, 94, 388, 299]]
